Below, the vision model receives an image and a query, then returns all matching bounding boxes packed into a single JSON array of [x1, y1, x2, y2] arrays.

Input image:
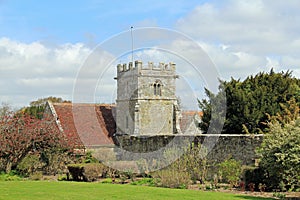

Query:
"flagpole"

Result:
[[130, 26, 134, 64]]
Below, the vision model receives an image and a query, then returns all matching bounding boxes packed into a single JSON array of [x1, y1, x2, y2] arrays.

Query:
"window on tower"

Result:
[[153, 81, 162, 96], [157, 84, 161, 96]]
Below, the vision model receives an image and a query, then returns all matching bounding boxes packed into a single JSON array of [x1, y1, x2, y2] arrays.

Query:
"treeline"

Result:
[[199, 69, 300, 134]]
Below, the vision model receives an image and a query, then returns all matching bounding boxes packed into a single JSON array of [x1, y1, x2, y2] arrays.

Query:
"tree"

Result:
[[21, 96, 71, 119], [198, 84, 227, 134], [0, 112, 75, 173], [257, 101, 300, 191], [0, 102, 12, 118], [199, 70, 300, 134]]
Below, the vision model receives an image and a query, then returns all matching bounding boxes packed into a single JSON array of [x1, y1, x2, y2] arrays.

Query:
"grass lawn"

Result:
[[0, 181, 274, 200]]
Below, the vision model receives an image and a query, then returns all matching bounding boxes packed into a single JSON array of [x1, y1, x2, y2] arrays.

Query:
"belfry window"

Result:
[[153, 82, 162, 96], [157, 84, 161, 96]]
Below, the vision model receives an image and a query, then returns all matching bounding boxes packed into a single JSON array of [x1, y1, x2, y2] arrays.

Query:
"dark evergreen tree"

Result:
[[199, 69, 300, 134]]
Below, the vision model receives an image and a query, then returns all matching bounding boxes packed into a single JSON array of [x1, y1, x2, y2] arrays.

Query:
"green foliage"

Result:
[[218, 158, 242, 187], [58, 174, 69, 181], [121, 169, 135, 182], [257, 117, 300, 191], [21, 96, 71, 119], [130, 178, 155, 186], [17, 154, 42, 176], [41, 151, 74, 175], [82, 151, 99, 163], [272, 192, 286, 200], [198, 86, 227, 134], [0, 171, 23, 181], [199, 70, 300, 134], [101, 178, 113, 184]]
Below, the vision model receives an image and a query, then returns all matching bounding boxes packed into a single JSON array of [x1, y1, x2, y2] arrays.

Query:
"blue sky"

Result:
[[0, 0, 204, 43], [1, 0, 300, 108]]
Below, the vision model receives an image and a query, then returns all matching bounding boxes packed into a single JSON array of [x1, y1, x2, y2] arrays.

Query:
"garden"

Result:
[[0, 71, 300, 199]]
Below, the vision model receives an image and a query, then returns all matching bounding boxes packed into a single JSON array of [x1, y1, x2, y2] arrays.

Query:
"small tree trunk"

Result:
[[6, 161, 12, 174]]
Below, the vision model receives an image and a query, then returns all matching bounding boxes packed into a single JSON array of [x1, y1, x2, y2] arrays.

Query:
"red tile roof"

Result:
[[50, 103, 116, 148], [180, 111, 203, 133], [49, 102, 202, 148]]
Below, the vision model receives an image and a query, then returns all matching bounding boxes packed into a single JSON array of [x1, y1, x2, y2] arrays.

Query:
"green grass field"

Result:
[[0, 181, 274, 200]]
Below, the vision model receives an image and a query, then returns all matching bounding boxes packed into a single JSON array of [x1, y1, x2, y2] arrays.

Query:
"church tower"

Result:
[[115, 60, 181, 135]]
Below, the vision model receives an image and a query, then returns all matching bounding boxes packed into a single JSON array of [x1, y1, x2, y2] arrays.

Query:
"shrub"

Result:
[[0, 171, 23, 181], [153, 168, 190, 189], [67, 164, 84, 181], [67, 163, 108, 182], [82, 151, 98, 163], [17, 154, 42, 176], [258, 183, 266, 192], [41, 151, 74, 176], [218, 158, 242, 187], [101, 178, 113, 184], [243, 166, 265, 191], [29, 171, 43, 181], [239, 181, 245, 191], [58, 174, 69, 181], [258, 116, 300, 191], [130, 178, 155, 186], [248, 183, 255, 192], [272, 192, 286, 200], [83, 163, 107, 182]]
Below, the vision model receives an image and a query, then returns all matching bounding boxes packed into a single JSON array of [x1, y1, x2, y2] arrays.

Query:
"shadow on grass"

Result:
[[234, 195, 274, 200]]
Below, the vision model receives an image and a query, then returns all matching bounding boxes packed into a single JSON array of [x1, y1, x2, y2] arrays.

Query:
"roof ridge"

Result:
[[52, 102, 115, 107]]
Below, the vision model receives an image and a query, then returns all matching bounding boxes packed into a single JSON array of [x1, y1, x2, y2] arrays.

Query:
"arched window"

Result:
[[157, 84, 161, 96], [153, 81, 162, 96]]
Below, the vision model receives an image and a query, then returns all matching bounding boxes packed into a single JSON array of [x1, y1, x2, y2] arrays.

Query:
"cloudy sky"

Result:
[[1, 0, 300, 109]]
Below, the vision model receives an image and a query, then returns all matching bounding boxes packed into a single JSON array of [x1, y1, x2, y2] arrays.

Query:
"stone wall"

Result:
[[115, 134, 263, 166]]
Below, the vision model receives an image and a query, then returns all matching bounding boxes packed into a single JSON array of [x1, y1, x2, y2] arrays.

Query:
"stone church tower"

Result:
[[115, 60, 181, 135]]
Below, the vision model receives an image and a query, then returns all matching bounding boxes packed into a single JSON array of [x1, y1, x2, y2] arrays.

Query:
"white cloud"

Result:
[[2, 1, 300, 108], [176, 0, 300, 80], [0, 38, 95, 107]]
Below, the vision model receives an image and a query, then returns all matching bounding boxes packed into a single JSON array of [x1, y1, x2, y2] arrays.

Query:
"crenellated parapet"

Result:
[[117, 60, 176, 73]]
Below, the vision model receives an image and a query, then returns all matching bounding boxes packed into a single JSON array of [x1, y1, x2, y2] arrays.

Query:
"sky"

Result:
[[1, 0, 300, 109]]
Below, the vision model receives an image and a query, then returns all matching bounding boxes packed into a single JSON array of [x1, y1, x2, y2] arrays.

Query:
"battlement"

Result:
[[117, 60, 176, 73]]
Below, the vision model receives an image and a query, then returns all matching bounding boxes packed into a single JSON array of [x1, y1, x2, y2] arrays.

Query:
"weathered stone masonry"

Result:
[[115, 134, 263, 166], [115, 61, 181, 135]]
